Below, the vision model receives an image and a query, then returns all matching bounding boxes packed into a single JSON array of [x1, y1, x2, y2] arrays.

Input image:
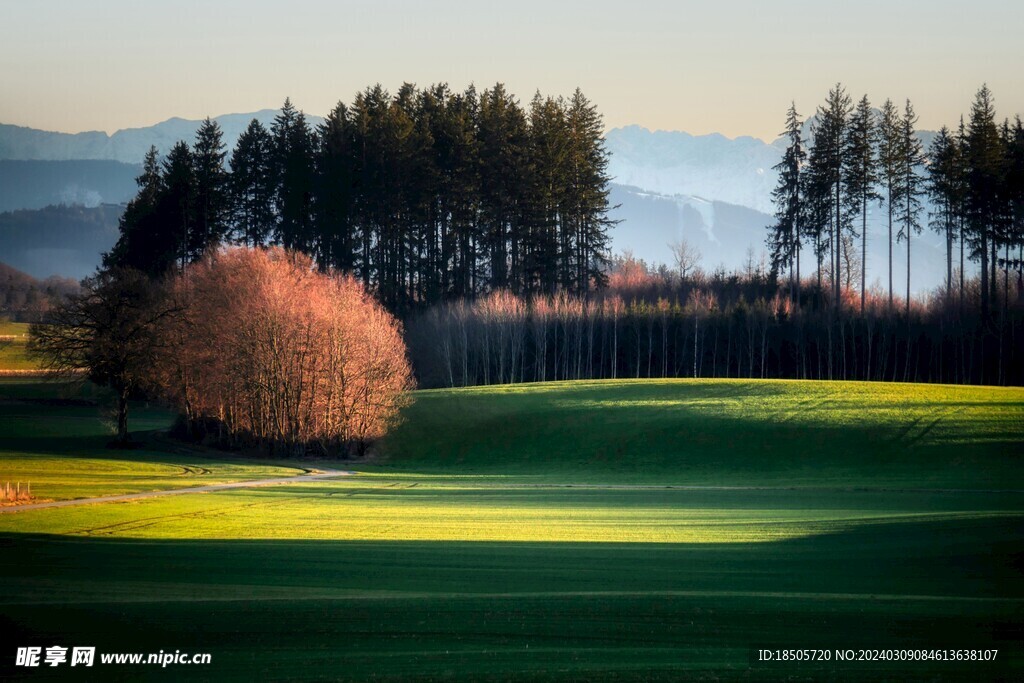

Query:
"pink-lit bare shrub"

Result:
[[153, 247, 413, 455]]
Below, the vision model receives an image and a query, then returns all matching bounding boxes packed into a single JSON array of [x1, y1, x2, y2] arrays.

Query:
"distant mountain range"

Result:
[[606, 126, 785, 216], [0, 112, 947, 291], [604, 125, 945, 291], [607, 184, 946, 293], [0, 110, 318, 164]]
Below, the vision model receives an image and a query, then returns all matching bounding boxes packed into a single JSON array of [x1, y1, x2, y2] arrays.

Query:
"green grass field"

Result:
[[375, 379, 1024, 489], [0, 379, 307, 501], [0, 322, 37, 371], [1, 378, 1022, 680]]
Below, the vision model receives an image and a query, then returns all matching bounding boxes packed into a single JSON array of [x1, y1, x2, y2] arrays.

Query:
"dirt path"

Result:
[[0, 469, 352, 514]]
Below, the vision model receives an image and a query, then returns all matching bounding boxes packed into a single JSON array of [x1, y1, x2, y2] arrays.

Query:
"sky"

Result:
[[2, 0, 1022, 141]]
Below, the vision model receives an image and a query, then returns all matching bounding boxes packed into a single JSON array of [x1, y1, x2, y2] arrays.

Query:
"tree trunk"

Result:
[[861, 198, 867, 314], [795, 234, 801, 304], [906, 224, 911, 321], [959, 221, 965, 314], [888, 192, 894, 309], [835, 186, 842, 312], [946, 215, 953, 302], [981, 228, 989, 320], [117, 386, 130, 445]]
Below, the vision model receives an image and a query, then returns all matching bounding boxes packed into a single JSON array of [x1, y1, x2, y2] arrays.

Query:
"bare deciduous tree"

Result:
[[28, 268, 179, 445], [152, 247, 413, 455], [668, 240, 702, 282]]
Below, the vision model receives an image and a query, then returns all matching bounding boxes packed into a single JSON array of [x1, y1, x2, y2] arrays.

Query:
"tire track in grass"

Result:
[[72, 495, 310, 536], [0, 469, 351, 514]]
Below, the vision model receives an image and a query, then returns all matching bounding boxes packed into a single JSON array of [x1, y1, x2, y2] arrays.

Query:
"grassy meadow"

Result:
[[0, 322, 37, 372], [1, 377, 1022, 679], [0, 378, 306, 501], [375, 379, 1024, 489]]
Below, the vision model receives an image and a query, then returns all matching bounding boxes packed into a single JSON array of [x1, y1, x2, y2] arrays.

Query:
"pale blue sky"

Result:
[[1, 0, 1021, 139]]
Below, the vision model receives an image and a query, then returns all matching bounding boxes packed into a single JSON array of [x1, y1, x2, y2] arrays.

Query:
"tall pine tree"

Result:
[[563, 88, 613, 295], [926, 126, 963, 300], [965, 84, 1004, 319], [478, 84, 529, 292], [104, 146, 179, 277], [191, 117, 230, 260], [809, 84, 852, 309], [768, 102, 806, 301], [877, 99, 902, 309], [229, 119, 275, 247], [271, 98, 317, 253], [895, 99, 925, 320], [161, 141, 196, 270], [843, 95, 880, 313]]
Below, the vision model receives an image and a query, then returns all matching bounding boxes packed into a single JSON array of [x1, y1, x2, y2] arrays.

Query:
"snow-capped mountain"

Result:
[[604, 125, 784, 216], [603, 125, 947, 293], [607, 183, 947, 294]]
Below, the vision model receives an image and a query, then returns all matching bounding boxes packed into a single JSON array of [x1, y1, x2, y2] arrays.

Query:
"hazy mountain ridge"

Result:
[[603, 123, 938, 217], [608, 183, 946, 293], [0, 110, 325, 164], [609, 183, 776, 270], [606, 126, 780, 215]]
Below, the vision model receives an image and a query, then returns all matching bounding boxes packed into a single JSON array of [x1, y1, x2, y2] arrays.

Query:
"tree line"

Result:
[[106, 84, 614, 313], [409, 255, 1023, 388], [61, 80, 1024, 394], [768, 83, 1024, 321], [0, 261, 78, 322]]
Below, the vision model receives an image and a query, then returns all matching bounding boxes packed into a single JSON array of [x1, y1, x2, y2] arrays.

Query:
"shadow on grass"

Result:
[[1, 515, 1022, 680]]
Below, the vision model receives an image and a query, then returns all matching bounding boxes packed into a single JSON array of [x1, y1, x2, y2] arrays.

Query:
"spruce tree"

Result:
[[926, 126, 962, 300], [451, 86, 482, 298], [895, 99, 925, 320], [800, 141, 832, 295], [314, 102, 356, 271], [415, 85, 447, 302], [526, 92, 567, 295], [768, 102, 806, 301], [385, 83, 421, 311], [965, 84, 1004, 319], [811, 84, 852, 309], [160, 141, 197, 270], [271, 98, 316, 252], [400, 86, 438, 307], [877, 99, 902, 309], [1007, 117, 1024, 290], [191, 117, 230, 260], [478, 84, 529, 292], [996, 119, 1019, 307], [229, 119, 275, 247], [564, 88, 613, 295], [104, 146, 179, 277], [350, 86, 387, 289], [843, 95, 880, 313]]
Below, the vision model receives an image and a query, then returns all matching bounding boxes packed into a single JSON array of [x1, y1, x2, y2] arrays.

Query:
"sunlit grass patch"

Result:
[[378, 379, 1024, 489], [0, 322, 38, 372], [3, 478, 1019, 544]]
